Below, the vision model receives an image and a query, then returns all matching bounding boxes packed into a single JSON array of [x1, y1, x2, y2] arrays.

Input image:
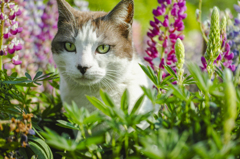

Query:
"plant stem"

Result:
[[198, 0, 208, 43], [0, 3, 5, 71], [80, 124, 86, 139], [234, 60, 240, 86], [125, 134, 129, 158], [70, 151, 77, 159]]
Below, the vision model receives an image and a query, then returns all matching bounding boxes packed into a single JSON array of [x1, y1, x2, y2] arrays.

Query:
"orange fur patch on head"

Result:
[[125, 3, 134, 24]]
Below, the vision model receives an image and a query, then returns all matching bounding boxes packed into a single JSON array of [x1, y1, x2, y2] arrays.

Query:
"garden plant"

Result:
[[0, 0, 240, 159]]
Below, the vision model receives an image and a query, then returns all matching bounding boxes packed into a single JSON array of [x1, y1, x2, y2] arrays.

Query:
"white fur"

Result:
[[53, 21, 152, 129]]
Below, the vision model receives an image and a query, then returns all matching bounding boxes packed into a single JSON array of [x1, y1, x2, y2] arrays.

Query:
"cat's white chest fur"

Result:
[[60, 57, 152, 114]]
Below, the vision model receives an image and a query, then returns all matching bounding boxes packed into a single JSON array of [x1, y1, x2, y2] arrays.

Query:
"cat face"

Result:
[[52, 0, 135, 86]]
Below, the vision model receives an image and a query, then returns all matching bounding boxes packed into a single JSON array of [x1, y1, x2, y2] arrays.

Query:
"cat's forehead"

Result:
[[52, 10, 133, 59], [74, 11, 108, 25]]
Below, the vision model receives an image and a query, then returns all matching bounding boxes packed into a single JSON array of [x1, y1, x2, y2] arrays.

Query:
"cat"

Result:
[[52, 0, 152, 126]]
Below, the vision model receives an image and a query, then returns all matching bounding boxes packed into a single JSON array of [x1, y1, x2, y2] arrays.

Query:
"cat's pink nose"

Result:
[[77, 65, 89, 75]]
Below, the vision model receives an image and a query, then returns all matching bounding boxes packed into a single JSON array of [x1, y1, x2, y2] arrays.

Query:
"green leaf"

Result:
[[139, 64, 158, 85], [121, 89, 129, 114], [141, 86, 156, 103], [187, 63, 209, 93], [99, 89, 115, 107], [83, 111, 102, 124], [131, 94, 145, 115], [33, 81, 42, 85], [147, 65, 159, 85], [3, 80, 32, 85], [86, 96, 111, 117], [29, 136, 53, 159], [215, 67, 223, 79], [33, 71, 43, 80], [29, 141, 48, 159], [56, 120, 79, 130], [25, 72, 32, 80], [41, 127, 78, 151], [168, 83, 187, 101], [11, 72, 18, 78], [76, 135, 105, 150], [164, 65, 177, 79]]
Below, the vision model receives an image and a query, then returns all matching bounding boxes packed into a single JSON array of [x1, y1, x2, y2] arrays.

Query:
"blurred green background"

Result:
[[77, 0, 236, 34]]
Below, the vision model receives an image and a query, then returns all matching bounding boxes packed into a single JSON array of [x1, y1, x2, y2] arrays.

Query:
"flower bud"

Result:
[[205, 7, 221, 60], [0, 13, 4, 20], [10, 22, 19, 35], [9, 11, 16, 20], [3, 28, 10, 39], [175, 38, 185, 65], [8, 43, 15, 54]]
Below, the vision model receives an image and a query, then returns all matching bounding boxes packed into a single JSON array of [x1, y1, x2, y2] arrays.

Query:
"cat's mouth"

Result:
[[72, 75, 102, 85]]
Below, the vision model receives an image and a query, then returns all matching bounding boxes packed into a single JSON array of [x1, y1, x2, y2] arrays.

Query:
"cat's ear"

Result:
[[56, 0, 75, 26], [104, 0, 134, 26]]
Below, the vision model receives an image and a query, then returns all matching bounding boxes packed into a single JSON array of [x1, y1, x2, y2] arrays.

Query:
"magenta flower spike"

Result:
[[144, 0, 187, 76]]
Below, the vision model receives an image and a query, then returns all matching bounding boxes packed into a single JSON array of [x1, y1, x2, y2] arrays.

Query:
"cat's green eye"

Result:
[[96, 45, 110, 54], [64, 42, 76, 52]]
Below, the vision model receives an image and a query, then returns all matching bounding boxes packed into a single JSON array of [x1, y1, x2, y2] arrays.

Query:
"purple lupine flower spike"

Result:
[[144, 0, 186, 82]]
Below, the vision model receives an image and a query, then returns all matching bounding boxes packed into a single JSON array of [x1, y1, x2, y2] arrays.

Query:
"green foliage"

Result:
[[1, 54, 240, 159], [0, 70, 59, 158], [1, 1, 240, 158], [28, 64, 240, 158]]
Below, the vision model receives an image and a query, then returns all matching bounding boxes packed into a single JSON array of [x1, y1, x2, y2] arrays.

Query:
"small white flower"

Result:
[[12, 55, 19, 61], [11, 23, 18, 30], [10, 11, 15, 16], [2, 45, 7, 50], [4, 28, 9, 34], [4, 14, 8, 20], [12, 37, 17, 43], [9, 43, 14, 49], [13, 5, 19, 12]]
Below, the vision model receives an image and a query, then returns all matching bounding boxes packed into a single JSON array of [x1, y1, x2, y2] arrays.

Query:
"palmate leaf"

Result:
[[33, 71, 43, 80], [33, 72, 59, 82], [25, 72, 32, 80]]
